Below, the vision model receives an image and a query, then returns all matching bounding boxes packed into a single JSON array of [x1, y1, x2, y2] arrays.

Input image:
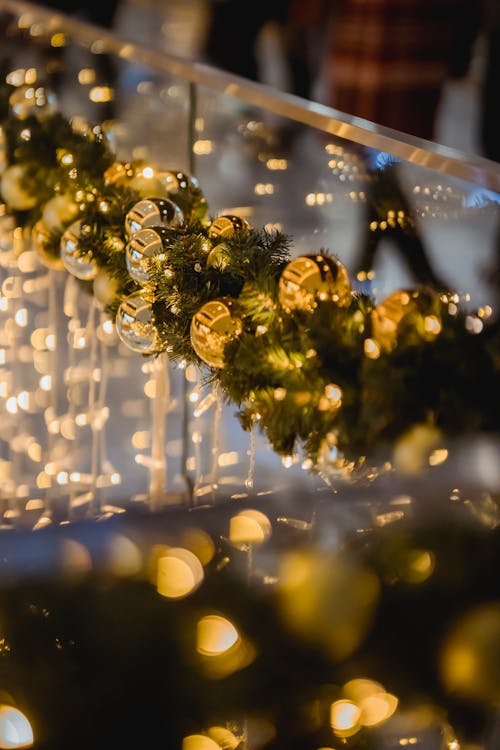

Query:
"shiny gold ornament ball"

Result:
[[32, 220, 64, 269], [0, 164, 38, 210], [208, 214, 250, 239], [158, 170, 208, 221], [124, 197, 184, 237], [190, 298, 242, 368], [371, 288, 441, 351], [42, 194, 79, 232], [278, 254, 351, 313]]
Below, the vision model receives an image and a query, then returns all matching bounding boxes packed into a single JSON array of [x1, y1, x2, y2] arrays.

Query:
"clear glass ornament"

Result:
[[116, 293, 160, 353], [124, 197, 183, 237], [125, 226, 169, 285], [60, 220, 97, 280]]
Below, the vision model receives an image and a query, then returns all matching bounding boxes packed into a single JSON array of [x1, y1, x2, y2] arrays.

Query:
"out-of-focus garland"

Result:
[[0, 74, 499, 474]]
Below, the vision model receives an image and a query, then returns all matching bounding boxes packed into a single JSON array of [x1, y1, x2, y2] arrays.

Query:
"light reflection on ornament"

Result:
[[125, 226, 169, 285], [208, 214, 249, 239], [190, 298, 242, 369], [115, 293, 160, 353], [60, 220, 97, 280], [124, 197, 183, 237], [278, 255, 351, 312]]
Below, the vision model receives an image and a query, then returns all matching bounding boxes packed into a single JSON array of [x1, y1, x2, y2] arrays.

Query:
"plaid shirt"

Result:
[[321, 0, 480, 139]]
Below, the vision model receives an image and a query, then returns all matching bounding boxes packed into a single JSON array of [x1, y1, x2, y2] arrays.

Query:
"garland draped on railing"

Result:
[[0, 70, 498, 477]]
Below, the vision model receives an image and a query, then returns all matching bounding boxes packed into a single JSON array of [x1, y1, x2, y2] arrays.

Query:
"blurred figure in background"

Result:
[[318, 0, 481, 141], [314, 0, 482, 290], [203, 1, 328, 99]]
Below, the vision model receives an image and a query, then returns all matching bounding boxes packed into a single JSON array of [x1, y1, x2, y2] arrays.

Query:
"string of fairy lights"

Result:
[[0, 69, 498, 483]]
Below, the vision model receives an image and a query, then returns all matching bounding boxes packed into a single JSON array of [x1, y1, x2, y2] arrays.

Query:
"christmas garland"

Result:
[[0, 71, 499, 476]]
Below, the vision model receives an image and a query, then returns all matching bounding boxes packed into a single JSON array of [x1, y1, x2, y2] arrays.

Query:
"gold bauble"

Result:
[[208, 214, 249, 239], [42, 194, 79, 232], [371, 288, 441, 351], [32, 220, 64, 269], [104, 160, 167, 199], [190, 298, 242, 368], [278, 254, 351, 313], [157, 170, 208, 221], [0, 164, 37, 211]]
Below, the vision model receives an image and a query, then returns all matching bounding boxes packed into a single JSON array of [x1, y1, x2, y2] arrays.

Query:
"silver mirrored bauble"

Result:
[[208, 214, 249, 239], [60, 220, 97, 280], [9, 84, 58, 120], [124, 197, 184, 237], [125, 226, 169, 286], [116, 293, 160, 353]]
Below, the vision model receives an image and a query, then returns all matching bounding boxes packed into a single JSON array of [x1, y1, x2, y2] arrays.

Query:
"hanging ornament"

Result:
[[125, 226, 170, 286], [60, 220, 97, 280], [157, 170, 208, 221], [0, 164, 38, 210], [371, 288, 442, 351], [93, 270, 120, 308], [206, 242, 231, 271], [208, 214, 250, 239], [190, 298, 243, 368], [103, 159, 162, 197], [9, 83, 57, 120], [32, 219, 64, 269], [0, 126, 7, 176], [115, 293, 161, 354], [124, 197, 184, 237], [42, 194, 79, 232], [278, 254, 352, 313]]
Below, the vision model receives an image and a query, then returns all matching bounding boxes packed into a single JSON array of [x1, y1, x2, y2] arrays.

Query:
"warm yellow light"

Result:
[[424, 315, 441, 335], [105, 534, 142, 577], [196, 615, 239, 655], [329, 700, 362, 738], [182, 735, 220, 750], [193, 140, 213, 155], [229, 509, 271, 544], [156, 548, 204, 599], [14, 309, 28, 327], [359, 693, 398, 726], [0, 705, 34, 748], [364, 338, 380, 359], [50, 32, 65, 47], [89, 86, 114, 103], [429, 448, 448, 466]]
